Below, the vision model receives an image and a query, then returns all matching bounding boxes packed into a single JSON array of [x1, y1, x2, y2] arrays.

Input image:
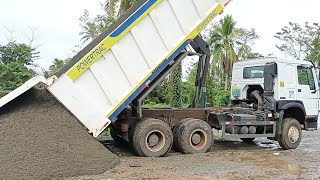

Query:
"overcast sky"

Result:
[[0, 0, 320, 70]]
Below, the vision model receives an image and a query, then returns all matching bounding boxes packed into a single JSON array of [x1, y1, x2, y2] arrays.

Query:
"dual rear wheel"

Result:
[[173, 118, 213, 154], [130, 118, 213, 157]]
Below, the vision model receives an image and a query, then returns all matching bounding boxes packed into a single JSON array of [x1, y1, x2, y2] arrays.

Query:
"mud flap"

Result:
[[305, 120, 318, 131], [276, 110, 284, 136]]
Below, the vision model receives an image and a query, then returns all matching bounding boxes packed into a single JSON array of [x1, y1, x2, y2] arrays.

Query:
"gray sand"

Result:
[[0, 89, 119, 179]]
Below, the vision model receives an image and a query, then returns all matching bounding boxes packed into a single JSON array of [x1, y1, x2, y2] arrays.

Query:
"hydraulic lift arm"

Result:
[[189, 36, 211, 108]]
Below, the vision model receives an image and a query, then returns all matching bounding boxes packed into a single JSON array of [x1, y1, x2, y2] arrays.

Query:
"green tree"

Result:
[[0, 42, 36, 65], [307, 35, 320, 64], [183, 62, 198, 106], [274, 22, 320, 61], [184, 62, 230, 107], [44, 58, 69, 78], [234, 28, 260, 60], [104, 0, 118, 19], [208, 15, 260, 90], [0, 62, 33, 97], [171, 64, 182, 107], [79, 0, 138, 43], [0, 42, 36, 97], [79, 9, 115, 43], [79, 10, 100, 43], [209, 15, 237, 90], [118, 0, 138, 16], [143, 80, 170, 107]]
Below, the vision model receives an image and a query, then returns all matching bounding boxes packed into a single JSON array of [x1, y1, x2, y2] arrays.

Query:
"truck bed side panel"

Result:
[[48, 0, 227, 137]]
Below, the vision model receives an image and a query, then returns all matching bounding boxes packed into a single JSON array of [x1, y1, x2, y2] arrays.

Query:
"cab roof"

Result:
[[233, 57, 313, 67]]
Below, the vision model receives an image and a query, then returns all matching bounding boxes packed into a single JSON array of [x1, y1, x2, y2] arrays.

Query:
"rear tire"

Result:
[[278, 118, 302, 150], [173, 118, 196, 152], [131, 118, 173, 157], [110, 127, 128, 146], [176, 119, 213, 154], [241, 138, 255, 143]]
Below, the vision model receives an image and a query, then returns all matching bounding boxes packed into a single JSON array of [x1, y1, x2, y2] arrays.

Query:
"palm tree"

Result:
[[79, 0, 138, 43], [118, 0, 138, 16], [171, 64, 182, 107], [104, 0, 119, 19], [209, 15, 238, 90], [48, 58, 65, 75], [79, 10, 100, 43]]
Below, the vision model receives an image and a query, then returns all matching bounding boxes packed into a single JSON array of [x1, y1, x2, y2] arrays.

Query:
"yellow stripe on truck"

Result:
[[166, 4, 223, 59], [67, 0, 164, 81]]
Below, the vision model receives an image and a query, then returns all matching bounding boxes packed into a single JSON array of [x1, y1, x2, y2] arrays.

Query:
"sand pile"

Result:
[[0, 88, 119, 179]]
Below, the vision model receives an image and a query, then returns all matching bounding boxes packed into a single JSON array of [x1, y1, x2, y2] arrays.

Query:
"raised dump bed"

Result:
[[0, 0, 230, 137]]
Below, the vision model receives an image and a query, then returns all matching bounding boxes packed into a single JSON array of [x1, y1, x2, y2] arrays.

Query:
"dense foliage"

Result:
[[208, 15, 260, 90], [275, 22, 320, 63], [43, 58, 69, 78], [79, 0, 138, 43], [0, 42, 36, 97]]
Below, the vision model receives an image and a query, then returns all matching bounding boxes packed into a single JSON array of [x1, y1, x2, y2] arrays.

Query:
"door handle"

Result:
[[298, 89, 302, 92]]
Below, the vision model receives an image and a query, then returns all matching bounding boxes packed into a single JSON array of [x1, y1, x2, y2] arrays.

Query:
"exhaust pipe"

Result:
[[250, 90, 263, 111]]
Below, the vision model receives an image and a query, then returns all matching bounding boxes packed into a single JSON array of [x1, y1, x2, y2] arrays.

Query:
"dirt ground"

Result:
[[71, 129, 320, 180]]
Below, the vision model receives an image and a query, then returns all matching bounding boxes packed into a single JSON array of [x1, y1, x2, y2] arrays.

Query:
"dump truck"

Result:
[[1, 0, 318, 157]]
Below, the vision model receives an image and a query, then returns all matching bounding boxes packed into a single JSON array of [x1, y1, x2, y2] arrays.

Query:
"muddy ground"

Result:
[[71, 129, 320, 180]]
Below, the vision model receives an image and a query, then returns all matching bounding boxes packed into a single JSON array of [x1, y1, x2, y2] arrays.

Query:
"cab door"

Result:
[[296, 66, 319, 116]]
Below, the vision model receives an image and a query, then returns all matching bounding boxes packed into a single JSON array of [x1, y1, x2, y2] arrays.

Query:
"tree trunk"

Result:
[[223, 57, 230, 90], [107, 0, 119, 19], [224, 73, 229, 90], [119, 0, 131, 16], [171, 64, 182, 107]]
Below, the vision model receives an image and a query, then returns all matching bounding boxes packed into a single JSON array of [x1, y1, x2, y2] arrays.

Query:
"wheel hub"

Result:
[[145, 130, 166, 152], [189, 129, 207, 150], [191, 133, 201, 145], [288, 126, 299, 143], [148, 134, 160, 147]]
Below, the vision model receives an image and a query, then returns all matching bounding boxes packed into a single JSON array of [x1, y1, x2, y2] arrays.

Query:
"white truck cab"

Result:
[[231, 57, 319, 130]]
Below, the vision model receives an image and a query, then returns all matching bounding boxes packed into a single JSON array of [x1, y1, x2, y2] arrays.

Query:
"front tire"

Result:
[[131, 118, 173, 157], [278, 118, 302, 150]]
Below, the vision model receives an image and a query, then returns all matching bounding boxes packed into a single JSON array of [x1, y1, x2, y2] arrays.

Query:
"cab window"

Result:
[[297, 66, 315, 90], [243, 66, 264, 79]]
